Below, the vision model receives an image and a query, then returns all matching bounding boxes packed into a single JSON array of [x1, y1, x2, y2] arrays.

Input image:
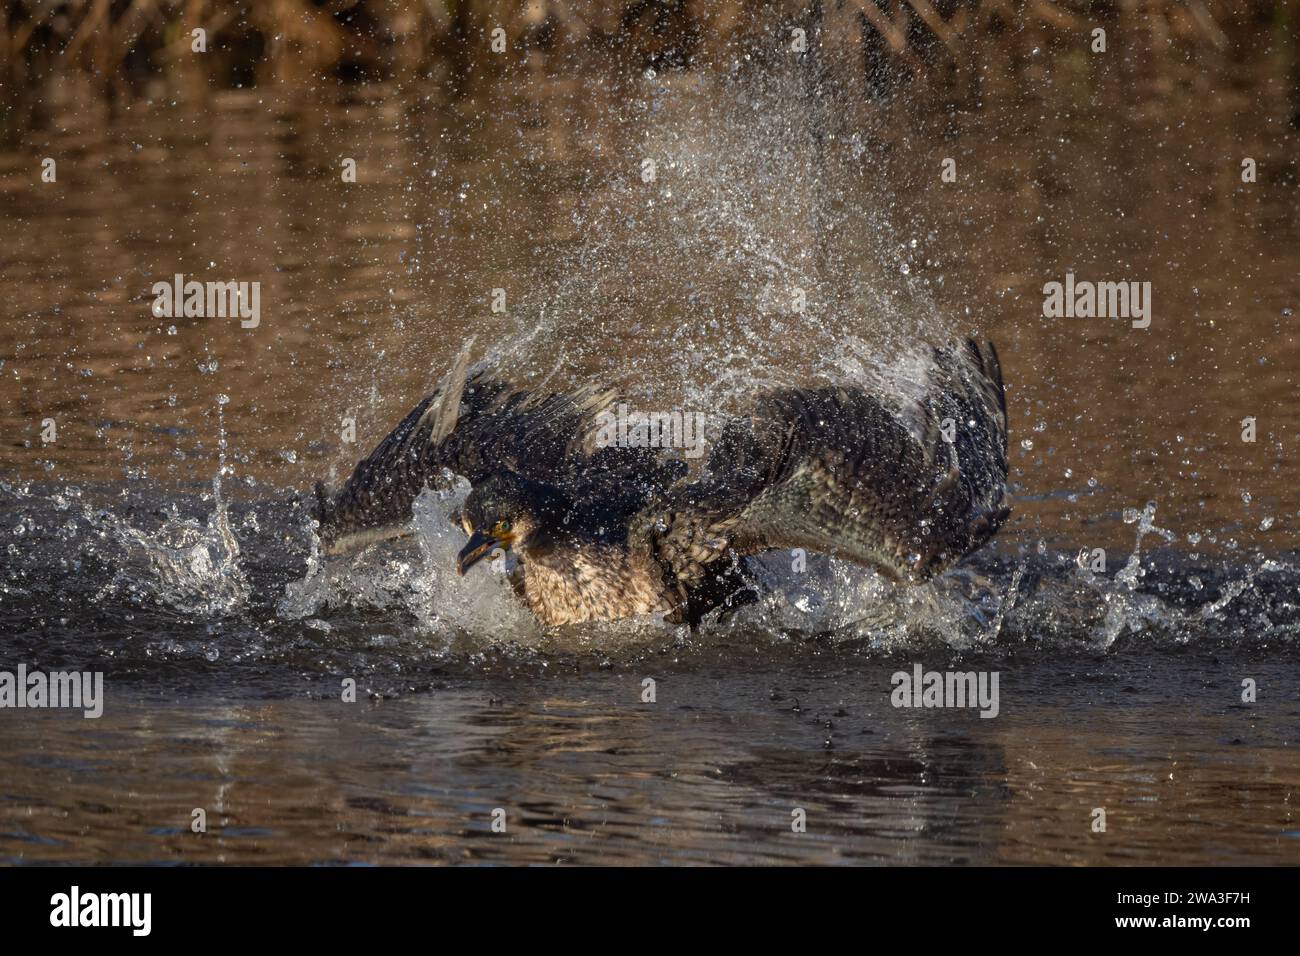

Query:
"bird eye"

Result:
[[493, 519, 511, 535]]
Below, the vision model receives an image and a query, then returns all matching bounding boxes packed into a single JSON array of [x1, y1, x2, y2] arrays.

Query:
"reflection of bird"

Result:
[[315, 340, 1010, 627]]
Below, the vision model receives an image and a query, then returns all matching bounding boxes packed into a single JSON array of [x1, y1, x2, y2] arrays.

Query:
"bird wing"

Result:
[[314, 346, 636, 554], [640, 339, 1010, 591]]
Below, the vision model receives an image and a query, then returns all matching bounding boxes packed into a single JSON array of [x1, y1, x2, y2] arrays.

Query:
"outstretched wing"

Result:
[[642, 339, 1010, 591], [314, 348, 632, 554]]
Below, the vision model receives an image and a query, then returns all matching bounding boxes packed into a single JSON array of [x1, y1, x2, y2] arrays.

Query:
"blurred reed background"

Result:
[[2, 2, 1298, 128]]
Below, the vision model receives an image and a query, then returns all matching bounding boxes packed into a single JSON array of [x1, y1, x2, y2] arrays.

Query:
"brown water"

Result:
[[5, 658, 1299, 866], [1, 62, 1298, 865]]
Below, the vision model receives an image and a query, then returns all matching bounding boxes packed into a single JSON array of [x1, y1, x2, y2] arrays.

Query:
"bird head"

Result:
[[456, 472, 562, 576]]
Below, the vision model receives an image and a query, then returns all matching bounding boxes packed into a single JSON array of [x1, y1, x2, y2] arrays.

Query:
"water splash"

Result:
[[93, 398, 250, 616], [2, 471, 1296, 675], [473, 66, 946, 420], [95, 489, 249, 617], [279, 477, 542, 647]]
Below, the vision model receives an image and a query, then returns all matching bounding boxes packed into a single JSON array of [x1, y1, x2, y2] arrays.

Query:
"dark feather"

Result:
[[641, 339, 1010, 590], [315, 357, 635, 553]]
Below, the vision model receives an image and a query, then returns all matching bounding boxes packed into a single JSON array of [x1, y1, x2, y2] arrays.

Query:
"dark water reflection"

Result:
[[2, 657, 1297, 865]]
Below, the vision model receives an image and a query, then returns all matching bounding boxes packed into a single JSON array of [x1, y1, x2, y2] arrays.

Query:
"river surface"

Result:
[[1, 61, 1298, 864]]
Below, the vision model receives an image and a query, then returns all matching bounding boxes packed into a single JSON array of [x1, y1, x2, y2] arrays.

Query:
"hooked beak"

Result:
[[457, 529, 500, 576]]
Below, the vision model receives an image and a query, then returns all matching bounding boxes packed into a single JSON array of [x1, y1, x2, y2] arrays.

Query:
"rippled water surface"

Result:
[[1, 63, 1298, 864]]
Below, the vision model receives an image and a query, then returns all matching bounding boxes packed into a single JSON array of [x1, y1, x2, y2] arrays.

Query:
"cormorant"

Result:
[[314, 339, 1010, 627]]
